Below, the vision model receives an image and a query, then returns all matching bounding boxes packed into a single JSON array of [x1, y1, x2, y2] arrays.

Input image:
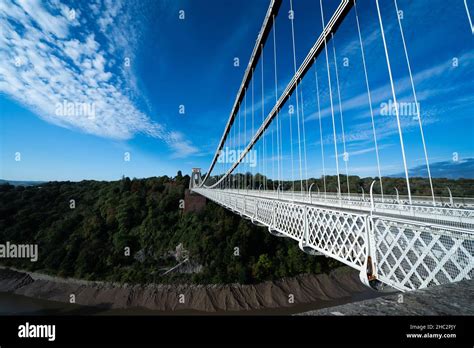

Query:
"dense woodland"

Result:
[[0, 173, 472, 284], [0, 173, 340, 284]]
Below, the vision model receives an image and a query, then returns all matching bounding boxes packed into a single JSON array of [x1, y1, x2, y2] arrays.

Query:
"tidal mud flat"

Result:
[[0, 267, 379, 314]]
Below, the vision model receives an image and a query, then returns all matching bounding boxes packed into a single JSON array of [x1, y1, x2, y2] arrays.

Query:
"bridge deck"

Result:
[[193, 188, 474, 292], [209, 189, 474, 230]]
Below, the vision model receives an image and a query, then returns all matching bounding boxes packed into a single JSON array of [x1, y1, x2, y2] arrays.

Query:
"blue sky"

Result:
[[0, 0, 473, 182]]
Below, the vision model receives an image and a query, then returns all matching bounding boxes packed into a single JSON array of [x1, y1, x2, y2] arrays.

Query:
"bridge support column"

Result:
[[359, 215, 385, 290]]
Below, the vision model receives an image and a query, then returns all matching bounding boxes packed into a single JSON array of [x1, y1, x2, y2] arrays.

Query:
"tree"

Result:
[[252, 254, 273, 281]]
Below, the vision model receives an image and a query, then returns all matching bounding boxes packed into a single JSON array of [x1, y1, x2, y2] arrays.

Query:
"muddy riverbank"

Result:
[[0, 267, 380, 314]]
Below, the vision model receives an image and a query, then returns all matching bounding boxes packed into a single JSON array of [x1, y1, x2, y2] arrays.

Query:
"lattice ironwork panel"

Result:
[[306, 206, 367, 270], [373, 217, 474, 291], [274, 202, 304, 240], [256, 199, 273, 225]]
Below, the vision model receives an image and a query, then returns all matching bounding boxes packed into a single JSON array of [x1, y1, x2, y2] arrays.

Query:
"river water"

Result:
[[0, 289, 385, 315]]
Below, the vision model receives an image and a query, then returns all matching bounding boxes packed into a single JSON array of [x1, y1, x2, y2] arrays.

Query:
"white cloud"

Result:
[[301, 49, 474, 151], [0, 0, 197, 158], [16, 0, 70, 38]]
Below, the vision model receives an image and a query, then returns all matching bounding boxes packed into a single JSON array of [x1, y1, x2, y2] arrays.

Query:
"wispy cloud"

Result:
[[0, 0, 198, 158], [332, 143, 393, 159], [306, 50, 474, 122]]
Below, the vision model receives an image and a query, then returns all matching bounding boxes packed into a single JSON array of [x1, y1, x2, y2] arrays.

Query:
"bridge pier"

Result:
[[184, 189, 206, 214]]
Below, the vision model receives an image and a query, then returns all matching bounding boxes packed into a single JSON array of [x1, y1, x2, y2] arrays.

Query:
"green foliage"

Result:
[[0, 176, 334, 284], [252, 254, 273, 281]]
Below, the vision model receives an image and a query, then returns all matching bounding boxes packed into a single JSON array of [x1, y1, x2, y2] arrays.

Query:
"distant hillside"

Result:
[[392, 158, 474, 179], [0, 179, 45, 186]]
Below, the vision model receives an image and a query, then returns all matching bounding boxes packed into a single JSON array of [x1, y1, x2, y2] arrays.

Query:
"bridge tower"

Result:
[[189, 168, 202, 189]]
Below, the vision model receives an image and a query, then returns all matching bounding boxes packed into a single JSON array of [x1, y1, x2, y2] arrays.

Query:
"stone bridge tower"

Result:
[[189, 168, 202, 189]]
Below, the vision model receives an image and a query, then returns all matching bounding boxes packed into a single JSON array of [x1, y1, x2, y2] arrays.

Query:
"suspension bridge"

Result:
[[190, 0, 474, 292]]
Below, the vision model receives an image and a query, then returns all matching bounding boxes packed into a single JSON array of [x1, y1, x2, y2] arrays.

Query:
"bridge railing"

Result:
[[194, 187, 370, 274], [209, 188, 474, 229], [194, 187, 474, 292]]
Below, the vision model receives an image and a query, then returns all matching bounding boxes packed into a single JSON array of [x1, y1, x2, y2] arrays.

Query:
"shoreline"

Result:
[[0, 266, 380, 313]]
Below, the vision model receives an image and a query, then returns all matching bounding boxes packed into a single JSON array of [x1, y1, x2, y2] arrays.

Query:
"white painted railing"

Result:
[[193, 188, 474, 292]]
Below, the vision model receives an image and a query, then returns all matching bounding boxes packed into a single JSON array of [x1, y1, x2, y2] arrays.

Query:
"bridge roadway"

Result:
[[192, 187, 474, 292], [198, 188, 474, 229]]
